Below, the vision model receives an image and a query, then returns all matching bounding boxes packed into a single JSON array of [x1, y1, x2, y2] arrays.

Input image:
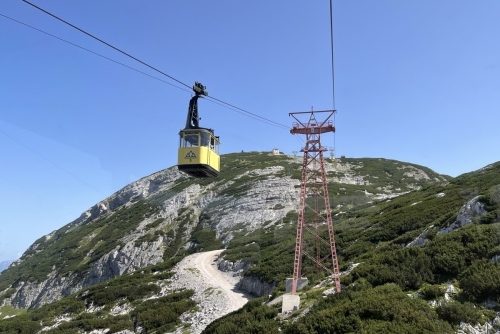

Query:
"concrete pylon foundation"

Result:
[[282, 294, 300, 313]]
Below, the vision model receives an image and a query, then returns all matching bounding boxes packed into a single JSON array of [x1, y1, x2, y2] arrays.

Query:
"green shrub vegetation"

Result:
[[202, 296, 280, 334], [81, 273, 162, 306], [282, 284, 454, 334], [420, 284, 445, 300], [189, 224, 223, 252], [205, 284, 455, 334], [223, 218, 296, 290], [0, 260, 192, 333], [210, 160, 500, 331], [435, 300, 483, 326], [163, 211, 192, 261], [458, 259, 500, 303], [132, 289, 196, 333]]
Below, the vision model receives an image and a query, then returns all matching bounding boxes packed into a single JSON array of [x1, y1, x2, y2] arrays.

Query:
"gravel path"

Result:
[[166, 249, 252, 334]]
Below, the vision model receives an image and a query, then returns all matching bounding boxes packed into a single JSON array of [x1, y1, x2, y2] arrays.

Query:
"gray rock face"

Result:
[[216, 256, 277, 297], [407, 225, 434, 247], [7, 165, 295, 309], [236, 276, 276, 297], [71, 168, 182, 227], [438, 196, 487, 235], [210, 175, 300, 241], [457, 316, 500, 334], [407, 195, 489, 247], [217, 259, 251, 274], [82, 237, 165, 287], [10, 237, 166, 309]]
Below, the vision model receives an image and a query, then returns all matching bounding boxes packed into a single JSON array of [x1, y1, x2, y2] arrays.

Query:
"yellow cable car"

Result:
[[177, 82, 220, 178]]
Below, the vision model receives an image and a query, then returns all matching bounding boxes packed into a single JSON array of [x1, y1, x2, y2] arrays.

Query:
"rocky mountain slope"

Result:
[[1, 152, 498, 333], [0, 153, 445, 310]]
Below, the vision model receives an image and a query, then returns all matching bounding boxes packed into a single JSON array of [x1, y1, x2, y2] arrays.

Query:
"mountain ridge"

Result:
[[1, 152, 498, 333], [1, 153, 446, 307]]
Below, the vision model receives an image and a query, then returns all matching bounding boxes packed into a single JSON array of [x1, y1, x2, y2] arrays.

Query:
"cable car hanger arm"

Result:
[[185, 82, 208, 129]]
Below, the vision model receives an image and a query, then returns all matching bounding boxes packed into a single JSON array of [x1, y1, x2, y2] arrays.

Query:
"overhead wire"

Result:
[[0, 125, 107, 197], [19, 0, 291, 131], [1, 11, 291, 132], [329, 0, 336, 111], [20, 0, 192, 90], [1, 11, 283, 129], [207, 96, 289, 130], [329, 0, 337, 156], [0, 1, 329, 236], [0, 11, 288, 202], [0, 13, 192, 95]]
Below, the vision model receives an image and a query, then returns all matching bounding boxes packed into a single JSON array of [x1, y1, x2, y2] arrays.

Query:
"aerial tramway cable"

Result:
[[20, 0, 192, 90], [19, 0, 290, 131], [329, 0, 336, 110], [329, 0, 337, 155]]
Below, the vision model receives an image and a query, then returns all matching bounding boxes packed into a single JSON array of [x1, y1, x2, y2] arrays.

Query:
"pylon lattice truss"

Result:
[[289, 110, 341, 295]]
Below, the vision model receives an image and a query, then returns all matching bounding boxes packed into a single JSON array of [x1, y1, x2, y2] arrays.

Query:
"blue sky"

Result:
[[1, 0, 499, 262]]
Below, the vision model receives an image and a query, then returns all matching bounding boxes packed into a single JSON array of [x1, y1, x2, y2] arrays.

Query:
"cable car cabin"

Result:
[[177, 82, 220, 178], [178, 128, 220, 178]]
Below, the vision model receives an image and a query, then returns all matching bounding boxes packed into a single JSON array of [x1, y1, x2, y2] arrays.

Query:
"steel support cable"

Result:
[[0, 13, 192, 95], [0, 126, 106, 196], [21, 0, 192, 90], [206, 98, 290, 130], [19, 0, 291, 131], [4, 9, 290, 131], [329, 0, 336, 110], [4, 10, 290, 131], [329, 0, 337, 155], [207, 96, 289, 130]]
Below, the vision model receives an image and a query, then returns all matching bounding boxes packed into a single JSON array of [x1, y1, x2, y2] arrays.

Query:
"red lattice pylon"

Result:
[[289, 110, 341, 295]]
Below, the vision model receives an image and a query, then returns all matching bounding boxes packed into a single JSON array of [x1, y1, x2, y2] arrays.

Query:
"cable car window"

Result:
[[200, 132, 210, 147], [183, 133, 199, 147]]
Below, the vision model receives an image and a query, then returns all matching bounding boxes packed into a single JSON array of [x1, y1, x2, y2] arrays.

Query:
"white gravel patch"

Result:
[[165, 249, 252, 334]]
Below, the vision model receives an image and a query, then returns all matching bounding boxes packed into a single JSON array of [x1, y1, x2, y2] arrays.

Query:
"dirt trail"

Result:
[[194, 249, 251, 311], [169, 249, 252, 333]]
